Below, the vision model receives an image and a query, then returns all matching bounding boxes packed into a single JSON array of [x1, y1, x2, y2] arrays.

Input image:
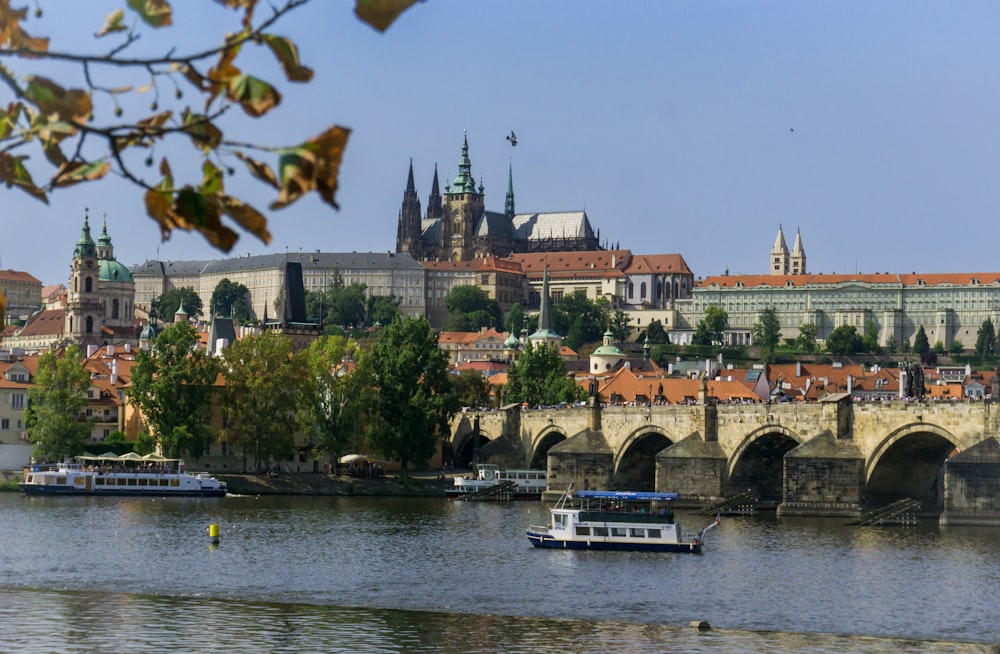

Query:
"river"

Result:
[[1, 492, 997, 653]]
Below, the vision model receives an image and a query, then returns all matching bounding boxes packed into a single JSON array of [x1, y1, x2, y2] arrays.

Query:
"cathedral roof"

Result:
[[511, 211, 594, 241], [99, 259, 133, 283]]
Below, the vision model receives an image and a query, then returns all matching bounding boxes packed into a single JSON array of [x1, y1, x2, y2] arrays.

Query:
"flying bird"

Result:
[[506, 131, 517, 147]]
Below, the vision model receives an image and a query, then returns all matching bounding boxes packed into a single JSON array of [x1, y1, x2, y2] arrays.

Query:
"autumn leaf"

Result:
[[51, 159, 111, 188], [206, 32, 244, 107], [200, 160, 224, 196], [355, 0, 421, 32], [227, 74, 281, 117], [0, 152, 47, 203], [217, 194, 271, 244], [96, 9, 127, 37], [126, 0, 173, 28], [262, 34, 313, 82], [234, 151, 279, 189], [0, 102, 23, 140], [181, 109, 223, 152], [24, 76, 92, 124], [271, 125, 349, 210]]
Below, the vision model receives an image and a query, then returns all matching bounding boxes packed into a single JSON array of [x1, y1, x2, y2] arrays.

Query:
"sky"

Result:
[[6, 1, 1000, 287]]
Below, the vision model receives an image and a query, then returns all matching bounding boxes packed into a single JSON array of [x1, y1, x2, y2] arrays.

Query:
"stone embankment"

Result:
[[218, 472, 451, 497]]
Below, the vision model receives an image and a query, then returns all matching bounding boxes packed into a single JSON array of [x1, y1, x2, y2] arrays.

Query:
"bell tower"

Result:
[[441, 132, 485, 262], [65, 209, 103, 343]]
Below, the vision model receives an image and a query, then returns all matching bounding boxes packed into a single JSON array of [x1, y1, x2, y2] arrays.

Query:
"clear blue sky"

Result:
[[6, 1, 1000, 286]]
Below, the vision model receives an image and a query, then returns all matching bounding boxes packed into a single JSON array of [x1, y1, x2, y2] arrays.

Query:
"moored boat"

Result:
[[446, 463, 547, 500], [19, 453, 227, 497], [526, 489, 719, 552]]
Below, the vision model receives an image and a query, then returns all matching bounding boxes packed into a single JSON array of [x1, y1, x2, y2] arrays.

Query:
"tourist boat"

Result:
[[19, 453, 227, 497], [446, 463, 547, 499], [526, 489, 719, 552]]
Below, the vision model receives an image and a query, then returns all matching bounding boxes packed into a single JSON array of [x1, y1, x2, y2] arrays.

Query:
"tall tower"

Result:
[[790, 228, 806, 275], [441, 132, 485, 262], [770, 225, 790, 276], [504, 162, 515, 221], [396, 159, 423, 257], [65, 211, 103, 343]]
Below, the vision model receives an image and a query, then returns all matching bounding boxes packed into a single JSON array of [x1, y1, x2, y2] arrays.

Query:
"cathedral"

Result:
[[396, 133, 602, 261]]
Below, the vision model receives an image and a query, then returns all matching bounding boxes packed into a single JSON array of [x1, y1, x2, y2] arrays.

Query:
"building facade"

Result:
[[0, 270, 42, 325]]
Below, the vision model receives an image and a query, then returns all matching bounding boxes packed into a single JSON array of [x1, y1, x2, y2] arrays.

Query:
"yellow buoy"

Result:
[[209, 523, 220, 544]]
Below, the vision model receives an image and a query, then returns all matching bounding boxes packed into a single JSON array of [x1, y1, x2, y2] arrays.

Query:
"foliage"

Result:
[[913, 325, 930, 355], [443, 285, 502, 332], [505, 342, 580, 407], [692, 306, 728, 350], [153, 286, 203, 322], [305, 335, 366, 466], [609, 310, 632, 343], [210, 278, 251, 322], [825, 325, 863, 356], [975, 317, 997, 359], [552, 293, 610, 349], [920, 348, 938, 366], [752, 307, 781, 360], [0, 0, 419, 251], [506, 303, 525, 336], [128, 321, 220, 459], [933, 340, 945, 355], [26, 345, 91, 462], [222, 330, 310, 470], [884, 334, 899, 354], [949, 339, 964, 356], [366, 294, 400, 327], [797, 323, 818, 353], [360, 316, 457, 479], [645, 319, 669, 345], [306, 271, 366, 329], [862, 320, 882, 355], [454, 369, 491, 409]]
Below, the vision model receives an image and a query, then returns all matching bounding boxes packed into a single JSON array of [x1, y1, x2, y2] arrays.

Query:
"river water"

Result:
[[1, 492, 998, 653]]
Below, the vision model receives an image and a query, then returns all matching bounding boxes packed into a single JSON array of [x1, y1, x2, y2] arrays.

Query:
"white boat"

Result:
[[526, 489, 719, 552], [19, 454, 227, 497], [447, 463, 547, 500]]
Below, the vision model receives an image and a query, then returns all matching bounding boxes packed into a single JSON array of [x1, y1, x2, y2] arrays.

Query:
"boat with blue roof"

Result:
[[526, 489, 719, 552]]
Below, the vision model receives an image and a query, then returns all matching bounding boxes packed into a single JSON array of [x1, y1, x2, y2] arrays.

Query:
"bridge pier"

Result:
[[777, 431, 864, 518], [657, 434, 727, 507], [940, 437, 1000, 526]]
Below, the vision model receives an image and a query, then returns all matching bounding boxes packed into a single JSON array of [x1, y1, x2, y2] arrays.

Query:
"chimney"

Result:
[[796, 361, 801, 377], [111, 359, 118, 386], [106, 344, 113, 356]]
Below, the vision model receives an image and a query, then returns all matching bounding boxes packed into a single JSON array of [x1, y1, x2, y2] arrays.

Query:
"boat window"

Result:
[[117, 478, 128, 486], [611, 527, 627, 537], [575, 526, 590, 536], [647, 529, 661, 538], [593, 527, 608, 537], [160, 479, 170, 487], [170, 479, 179, 487], [630, 528, 645, 538], [554, 514, 568, 529], [127, 478, 137, 486], [56, 477, 67, 485]]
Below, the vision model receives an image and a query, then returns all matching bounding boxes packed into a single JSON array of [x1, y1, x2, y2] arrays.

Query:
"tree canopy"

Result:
[[128, 321, 220, 459], [359, 316, 457, 479], [153, 286, 203, 322], [222, 330, 310, 470], [752, 307, 781, 360], [975, 317, 997, 359], [552, 293, 610, 351], [825, 324, 863, 356], [305, 334, 367, 467], [210, 278, 251, 323], [505, 342, 580, 407], [0, 0, 418, 251], [442, 285, 502, 332], [26, 345, 91, 461]]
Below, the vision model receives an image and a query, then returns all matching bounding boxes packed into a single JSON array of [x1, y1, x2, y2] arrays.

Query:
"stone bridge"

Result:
[[448, 396, 1000, 525]]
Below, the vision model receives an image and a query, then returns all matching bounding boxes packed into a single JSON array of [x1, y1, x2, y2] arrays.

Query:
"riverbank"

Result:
[[215, 471, 452, 497]]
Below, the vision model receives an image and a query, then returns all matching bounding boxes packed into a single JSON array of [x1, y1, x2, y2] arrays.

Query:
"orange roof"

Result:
[[8, 308, 65, 338], [624, 254, 692, 275], [699, 272, 1000, 289], [587, 367, 758, 404], [511, 250, 631, 279], [0, 270, 41, 284]]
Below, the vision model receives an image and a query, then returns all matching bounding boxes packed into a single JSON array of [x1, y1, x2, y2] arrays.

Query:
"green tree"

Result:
[[222, 330, 310, 471], [975, 317, 996, 359], [210, 278, 251, 323], [361, 317, 457, 479], [913, 325, 930, 356], [454, 369, 491, 409], [884, 334, 899, 354], [752, 307, 781, 360], [552, 293, 610, 347], [609, 310, 632, 343], [129, 321, 220, 459], [934, 340, 946, 355], [797, 323, 818, 353], [366, 294, 400, 326], [826, 325, 863, 356], [862, 320, 882, 355], [443, 285, 502, 331], [26, 346, 91, 462], [153, 287, 203, 322], [0, 2, 417, 251], [949, 340, 964, 357], [506, 303, 526, 336], [306, 335, 367, 468], [646, 319, 669, 345], [506, 342, 580, 407]]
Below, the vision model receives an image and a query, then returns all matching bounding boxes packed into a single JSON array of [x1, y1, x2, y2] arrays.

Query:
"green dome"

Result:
[[504, 333, 520, 348], [99, 259, 134, 283], [592, 344, 625, 357]]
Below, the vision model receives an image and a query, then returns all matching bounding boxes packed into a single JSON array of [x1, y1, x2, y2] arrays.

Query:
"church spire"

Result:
[[505, 161, 515, 220], [770, 224, 790, 276], [790, 228, 806, 275], [427, 164, 442, 221], [396, 158, 423, 256]]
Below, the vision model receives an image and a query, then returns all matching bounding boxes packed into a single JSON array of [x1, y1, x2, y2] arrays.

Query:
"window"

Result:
[[11, 393, 25, 409], [575, 526, 591, 536], [0, 419, 8, 430]]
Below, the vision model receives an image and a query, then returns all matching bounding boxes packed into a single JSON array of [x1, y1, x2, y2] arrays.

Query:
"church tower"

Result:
[[789, 228, 806, 275], [770, 225, 790, 276], [65, 211, 103, 343], [441, 132, 485, 262], [396, 159, 424, 257]]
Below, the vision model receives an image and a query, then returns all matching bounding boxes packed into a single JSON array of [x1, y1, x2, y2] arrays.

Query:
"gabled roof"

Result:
[[0, 269, 41, 284], [10, 308, 65, 338], [512, 250, 631, 279], [623, 254, 692, 275], [699, 272, 1000, 289]]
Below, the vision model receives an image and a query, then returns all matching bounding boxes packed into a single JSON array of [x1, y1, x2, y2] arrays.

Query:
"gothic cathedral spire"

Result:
[[396, 158, 423, 257]]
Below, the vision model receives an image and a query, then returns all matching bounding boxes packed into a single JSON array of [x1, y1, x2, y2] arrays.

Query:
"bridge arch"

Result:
[[728, 424, 803, 504], [452, 423, 494, 469], [613, 425, 677, 491], [865, 422, 960, 509], [528, 427, 567, 469]]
